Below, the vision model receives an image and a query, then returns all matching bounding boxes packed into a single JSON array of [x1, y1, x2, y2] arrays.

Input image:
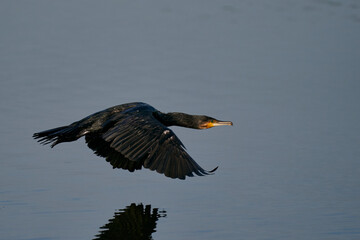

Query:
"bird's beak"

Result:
[[212, 120, 233, 127], [205, 120, 233, 128]]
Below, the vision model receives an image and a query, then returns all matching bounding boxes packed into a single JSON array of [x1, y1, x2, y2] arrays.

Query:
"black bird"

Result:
[[33, 102, 233, 179]]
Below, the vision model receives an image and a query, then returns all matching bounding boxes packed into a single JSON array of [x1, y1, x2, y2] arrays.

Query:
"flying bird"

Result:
[[33, 102, 232, 179]]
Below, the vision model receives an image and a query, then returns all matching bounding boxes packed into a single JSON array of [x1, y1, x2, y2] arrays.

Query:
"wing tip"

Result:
[[176, 165, 218, 180], [209, 166, 218, 173]]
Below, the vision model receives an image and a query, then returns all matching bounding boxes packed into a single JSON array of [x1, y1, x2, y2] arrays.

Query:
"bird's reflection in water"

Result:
[[93, 203, 166, 240]]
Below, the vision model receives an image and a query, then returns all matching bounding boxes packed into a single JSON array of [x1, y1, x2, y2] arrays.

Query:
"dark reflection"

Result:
[[94, 203, 167, 240]]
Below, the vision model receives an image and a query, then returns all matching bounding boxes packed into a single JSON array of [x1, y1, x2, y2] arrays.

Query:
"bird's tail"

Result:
[[33, 125, 82, 148]]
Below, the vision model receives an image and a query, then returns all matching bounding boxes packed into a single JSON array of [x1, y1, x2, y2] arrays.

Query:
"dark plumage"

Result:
[[33, 102, 232, 179]]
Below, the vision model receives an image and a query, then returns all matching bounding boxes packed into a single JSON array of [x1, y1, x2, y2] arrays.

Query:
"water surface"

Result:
[[1, 0, 359, 239]]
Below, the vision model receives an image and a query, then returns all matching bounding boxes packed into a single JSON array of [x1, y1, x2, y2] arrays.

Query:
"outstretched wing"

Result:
[[87, 110, 216, 179], [85, 133, 143, 172]]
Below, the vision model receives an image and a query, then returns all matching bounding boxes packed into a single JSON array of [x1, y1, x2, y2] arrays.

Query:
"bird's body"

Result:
[[33, 102, 232, 179]]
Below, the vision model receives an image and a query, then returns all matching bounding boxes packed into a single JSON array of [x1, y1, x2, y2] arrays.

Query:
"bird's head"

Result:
[[197, 116, 233, 129], [157, 112, 233, 129]]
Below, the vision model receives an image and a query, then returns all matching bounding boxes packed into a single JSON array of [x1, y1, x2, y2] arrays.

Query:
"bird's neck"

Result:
[[154, 112, 200, 129]]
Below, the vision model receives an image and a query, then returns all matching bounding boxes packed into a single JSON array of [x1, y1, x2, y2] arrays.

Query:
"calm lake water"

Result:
[[1, 0, 360, 239]]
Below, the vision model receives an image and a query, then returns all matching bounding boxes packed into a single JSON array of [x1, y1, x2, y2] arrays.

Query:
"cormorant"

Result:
[[33, 102, 233, 179]]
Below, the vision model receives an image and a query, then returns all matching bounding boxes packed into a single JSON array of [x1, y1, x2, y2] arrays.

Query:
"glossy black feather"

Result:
[[85, 133, 142, 172], [33, 102, 220, 179], [99, 105, 213, 179]]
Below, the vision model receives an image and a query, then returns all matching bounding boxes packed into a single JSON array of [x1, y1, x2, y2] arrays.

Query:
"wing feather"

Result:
[[85, 134, 142, 172], [87, 108, 216, 179]]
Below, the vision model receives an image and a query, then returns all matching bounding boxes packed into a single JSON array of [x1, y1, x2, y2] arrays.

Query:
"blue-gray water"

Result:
[[1, 1, 360, 239]]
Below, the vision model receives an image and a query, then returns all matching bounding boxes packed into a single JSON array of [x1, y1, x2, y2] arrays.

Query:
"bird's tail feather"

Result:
[[33, 125, 81, 148]]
